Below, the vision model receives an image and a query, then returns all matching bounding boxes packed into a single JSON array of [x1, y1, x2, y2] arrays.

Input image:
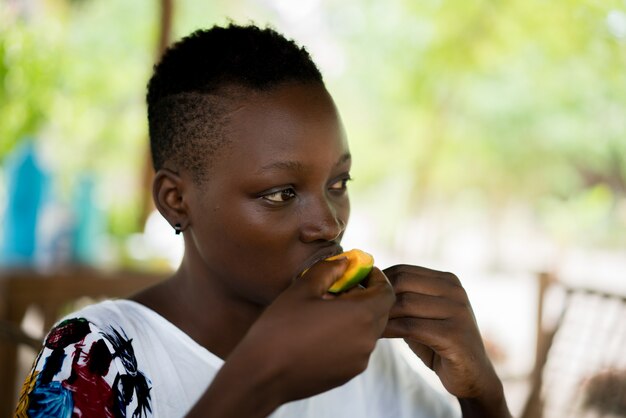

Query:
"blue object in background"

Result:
[[1, 139, 50, 266], [72, 173, 105, 265]]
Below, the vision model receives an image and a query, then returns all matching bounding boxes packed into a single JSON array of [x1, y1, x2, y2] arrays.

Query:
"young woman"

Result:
[[17, 24, 511, 418]]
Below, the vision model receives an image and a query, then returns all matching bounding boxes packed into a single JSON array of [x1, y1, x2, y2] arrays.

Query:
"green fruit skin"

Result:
[[327, 265, 373, 293]]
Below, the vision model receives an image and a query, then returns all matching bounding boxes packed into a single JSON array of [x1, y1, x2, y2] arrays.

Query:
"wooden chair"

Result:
[[521, 273, 626, 418]]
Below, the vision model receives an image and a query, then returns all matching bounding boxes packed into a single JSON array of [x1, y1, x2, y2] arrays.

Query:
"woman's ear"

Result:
[[152, 168, 189, 232]]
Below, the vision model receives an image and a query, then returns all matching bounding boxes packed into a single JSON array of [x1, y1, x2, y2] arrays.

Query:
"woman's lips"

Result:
[[299, 245, 344, 276]]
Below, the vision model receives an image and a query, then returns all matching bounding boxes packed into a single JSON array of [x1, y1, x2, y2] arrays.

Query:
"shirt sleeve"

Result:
[[15, 317, 153, 418]]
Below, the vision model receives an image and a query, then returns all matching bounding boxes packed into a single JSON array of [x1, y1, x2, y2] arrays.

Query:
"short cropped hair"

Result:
[[147, 23, 324, 183]]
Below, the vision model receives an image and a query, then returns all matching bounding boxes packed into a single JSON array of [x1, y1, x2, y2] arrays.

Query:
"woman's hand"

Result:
[[382, 264, 511, 418], [188, 258, 395, 417], [243, 259, 395, 402]]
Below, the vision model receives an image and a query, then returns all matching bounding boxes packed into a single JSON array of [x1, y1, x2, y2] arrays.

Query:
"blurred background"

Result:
[[1, 0, 625, 416]]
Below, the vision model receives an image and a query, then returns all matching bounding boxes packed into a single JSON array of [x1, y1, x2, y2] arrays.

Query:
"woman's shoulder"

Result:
[[17, 300, 154, 417], [55, 299, 147, 327], [49, 299, 172, 343]]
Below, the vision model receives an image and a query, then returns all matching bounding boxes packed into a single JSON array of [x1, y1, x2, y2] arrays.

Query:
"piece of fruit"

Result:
[[325, 249, 374, 293]]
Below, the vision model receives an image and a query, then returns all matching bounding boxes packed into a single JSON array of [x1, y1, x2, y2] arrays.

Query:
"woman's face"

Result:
[[185, 83, 351, 306]]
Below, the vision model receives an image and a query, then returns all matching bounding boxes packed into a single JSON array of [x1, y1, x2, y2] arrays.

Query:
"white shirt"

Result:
[[18, 299, 460, 418]]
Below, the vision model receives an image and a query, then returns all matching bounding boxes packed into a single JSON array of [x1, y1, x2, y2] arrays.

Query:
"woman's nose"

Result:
[[299, 197, 346, 243]]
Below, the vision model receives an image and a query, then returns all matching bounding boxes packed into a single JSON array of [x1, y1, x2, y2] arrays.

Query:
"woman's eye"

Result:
[[329, 177, 351, 192], [263, 188, 296, 203]]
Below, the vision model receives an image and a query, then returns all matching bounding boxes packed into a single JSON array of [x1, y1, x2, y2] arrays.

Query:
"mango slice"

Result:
[[325, 249, 374, 293]]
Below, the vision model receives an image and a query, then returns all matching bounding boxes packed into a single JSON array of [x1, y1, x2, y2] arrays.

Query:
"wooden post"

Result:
[[138, 0, 174, 229], [521, 271, 555, 418]]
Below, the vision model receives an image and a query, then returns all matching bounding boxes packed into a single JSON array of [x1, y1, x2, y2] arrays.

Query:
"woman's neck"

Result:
[[131, 259, 264, 359]]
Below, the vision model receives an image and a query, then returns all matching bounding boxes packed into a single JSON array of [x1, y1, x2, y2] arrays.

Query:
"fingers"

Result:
[[361, 267, 392, 290], [342, 267, 396, 307], [327, 268, 395, 337], [384, 317, 446, 340], [298, 257, 349, 296], [384, 317, 454, 352], [383, 264, 464, 298], [404, 340, 435, 370], [388, 292, 470, 320], [382, 263, 478, 352], [346, 267, 392, 295]]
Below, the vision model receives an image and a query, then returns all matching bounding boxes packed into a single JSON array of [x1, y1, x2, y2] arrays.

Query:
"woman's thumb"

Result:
[[300, 257, 349, 296]]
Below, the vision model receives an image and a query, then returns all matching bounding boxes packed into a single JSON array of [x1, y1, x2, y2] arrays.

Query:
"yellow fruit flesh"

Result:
[[325, 249, 374, 293]]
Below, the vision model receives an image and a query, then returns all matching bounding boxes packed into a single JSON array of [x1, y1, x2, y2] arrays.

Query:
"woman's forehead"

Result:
[[216, 83, 349, 171], [229, 83, 341, 130]]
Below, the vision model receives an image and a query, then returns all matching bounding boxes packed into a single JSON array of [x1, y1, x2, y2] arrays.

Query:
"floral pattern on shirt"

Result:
[[16, 317, 152, 418]]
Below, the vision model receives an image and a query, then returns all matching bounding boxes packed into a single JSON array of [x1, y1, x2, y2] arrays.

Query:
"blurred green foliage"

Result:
[[0, 0, 624, 256], [325, 0, 626, 247], [0, 0, 157, 238]]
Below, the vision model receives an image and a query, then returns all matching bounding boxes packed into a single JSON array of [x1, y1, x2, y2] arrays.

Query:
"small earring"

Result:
[[174, 223, 182, 235]]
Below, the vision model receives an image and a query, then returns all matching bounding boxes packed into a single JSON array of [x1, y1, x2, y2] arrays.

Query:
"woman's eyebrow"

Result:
[[336, 152, 351, 167], [257, 153, 351, 174], [257, 160, 304, 173]]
